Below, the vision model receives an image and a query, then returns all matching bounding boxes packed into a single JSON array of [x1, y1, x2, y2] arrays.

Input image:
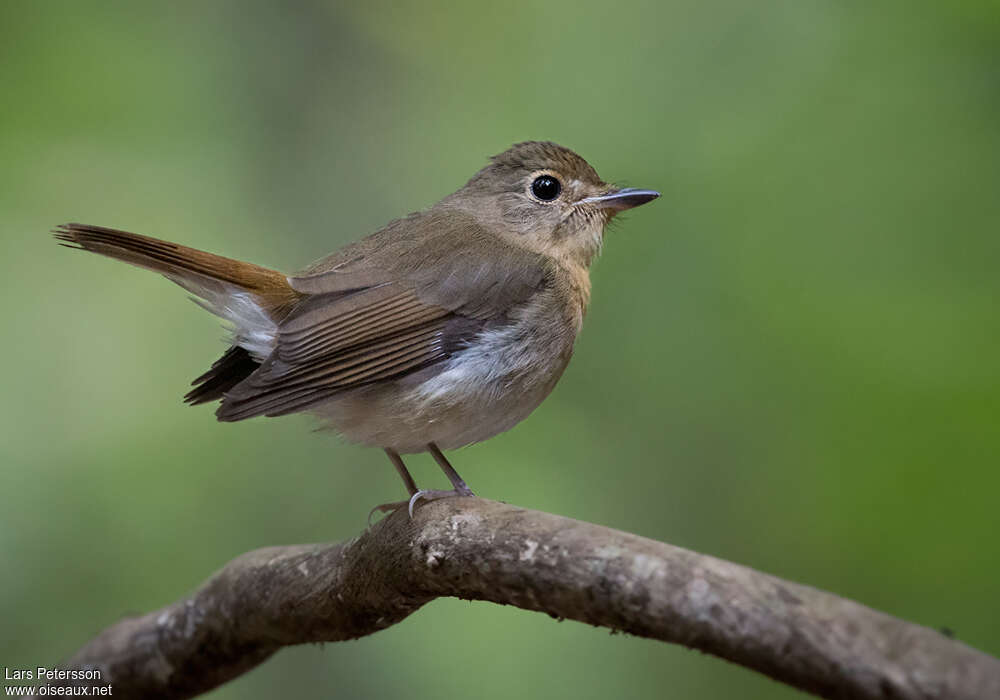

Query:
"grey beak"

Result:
[[577, 187, 660, 211]]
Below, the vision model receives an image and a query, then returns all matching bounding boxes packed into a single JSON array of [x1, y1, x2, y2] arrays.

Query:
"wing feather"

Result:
[[218, 321, 452, 419], [279, 289, 448, 362], [216, 212, 551, 422], [252, 322, 446, 388]]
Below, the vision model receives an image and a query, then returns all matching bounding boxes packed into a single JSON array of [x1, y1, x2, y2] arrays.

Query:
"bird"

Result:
[[54, 141, 659, 517]]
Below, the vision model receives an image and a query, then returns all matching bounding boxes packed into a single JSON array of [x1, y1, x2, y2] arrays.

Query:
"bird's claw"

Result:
[[368, 487, 476, 529], [367, 500, 408, 530], [407, 487, 476, 518]]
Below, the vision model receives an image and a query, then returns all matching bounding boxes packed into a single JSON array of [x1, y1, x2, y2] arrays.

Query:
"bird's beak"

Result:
[[576, 187, 660, 211]]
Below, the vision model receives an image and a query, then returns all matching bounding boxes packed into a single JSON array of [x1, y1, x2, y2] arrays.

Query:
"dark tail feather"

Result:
[[184, 346, 260, 406]]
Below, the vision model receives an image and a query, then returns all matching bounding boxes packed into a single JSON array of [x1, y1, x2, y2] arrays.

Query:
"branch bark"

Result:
[[39, 498, 1000, 700]]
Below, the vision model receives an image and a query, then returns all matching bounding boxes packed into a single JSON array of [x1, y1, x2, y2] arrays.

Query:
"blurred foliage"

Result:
[[2, 1, 998, 698]]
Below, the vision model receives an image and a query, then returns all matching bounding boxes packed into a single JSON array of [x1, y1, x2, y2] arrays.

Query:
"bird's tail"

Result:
[[54, 223, 300, 407], [53, 223, 295, 300]]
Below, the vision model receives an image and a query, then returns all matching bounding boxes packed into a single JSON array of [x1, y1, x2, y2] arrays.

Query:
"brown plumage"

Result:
[[54, 223, 298, 309], [55, 141, 659, 513]]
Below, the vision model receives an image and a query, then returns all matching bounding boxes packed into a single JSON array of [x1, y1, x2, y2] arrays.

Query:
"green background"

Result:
[[2, 1, 998, 698]]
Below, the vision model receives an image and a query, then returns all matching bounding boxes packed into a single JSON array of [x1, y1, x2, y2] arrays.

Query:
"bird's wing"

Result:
[[217, 213, 549, 421]]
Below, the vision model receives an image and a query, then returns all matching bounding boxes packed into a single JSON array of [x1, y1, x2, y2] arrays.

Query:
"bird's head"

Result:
[[451, 141, 659, 267]]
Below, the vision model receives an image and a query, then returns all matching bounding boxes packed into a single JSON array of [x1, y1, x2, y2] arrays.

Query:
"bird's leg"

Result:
[[368, 445, 476, 524], [386, 448, 419, 496], [429, 443, 474, 494], [367, 449, 420, 525], [406, 443, 476, 517]]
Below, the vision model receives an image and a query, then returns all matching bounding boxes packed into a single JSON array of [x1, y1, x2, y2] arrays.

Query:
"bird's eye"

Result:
[[530, 175, 561, 201]]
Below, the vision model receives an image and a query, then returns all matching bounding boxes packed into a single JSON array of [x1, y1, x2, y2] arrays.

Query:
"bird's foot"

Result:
[[368, 487, 476, 530], [367, 485, 476, 528], [406, 486, 475, 518], [367, 499, 409, 529]]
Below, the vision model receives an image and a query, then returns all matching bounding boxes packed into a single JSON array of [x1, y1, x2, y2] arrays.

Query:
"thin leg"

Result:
[[428, 443, 473, 494], [404, 443, 476, 517], [385, 448, 418, 496], [367, 449, 420, 526]]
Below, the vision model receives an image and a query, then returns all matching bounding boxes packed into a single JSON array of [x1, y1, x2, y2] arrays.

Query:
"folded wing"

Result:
[[217, 213, 550, 421]]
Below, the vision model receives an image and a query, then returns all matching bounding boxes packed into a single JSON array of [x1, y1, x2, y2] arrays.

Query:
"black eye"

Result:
[[531, 175, 561, 201]]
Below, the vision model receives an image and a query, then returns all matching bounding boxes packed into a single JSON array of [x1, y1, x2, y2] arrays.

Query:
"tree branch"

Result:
[[39, 498, 1000, 700]]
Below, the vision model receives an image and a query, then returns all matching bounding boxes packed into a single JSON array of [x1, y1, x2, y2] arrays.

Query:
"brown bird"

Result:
[[54, 141, 659, 516]]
